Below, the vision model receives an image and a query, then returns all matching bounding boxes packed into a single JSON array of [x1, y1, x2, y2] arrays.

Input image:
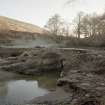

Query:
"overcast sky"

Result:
[[0, 0, 105, 27]]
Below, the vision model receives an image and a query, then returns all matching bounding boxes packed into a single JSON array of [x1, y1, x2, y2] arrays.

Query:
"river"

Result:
[[0, 71, 59, 105]]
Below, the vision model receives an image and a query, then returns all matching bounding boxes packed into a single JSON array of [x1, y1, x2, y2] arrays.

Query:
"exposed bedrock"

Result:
[[57, 50, 105, 105], [0, 49, 63, 75], [28, 48, 105, 105], [0, 48, 105, 104]]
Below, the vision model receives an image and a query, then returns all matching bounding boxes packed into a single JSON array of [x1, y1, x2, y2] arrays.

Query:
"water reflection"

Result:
[[32, 72, 59, 90], [0, 72, 59, 104], [0, 82, 8, 96]]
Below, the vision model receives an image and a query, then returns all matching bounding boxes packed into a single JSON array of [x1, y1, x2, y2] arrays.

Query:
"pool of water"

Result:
[[0, 73, 59, 105]]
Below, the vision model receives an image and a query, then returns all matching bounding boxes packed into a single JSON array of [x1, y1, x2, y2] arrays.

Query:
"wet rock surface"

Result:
[[0, 48, 105, 105]]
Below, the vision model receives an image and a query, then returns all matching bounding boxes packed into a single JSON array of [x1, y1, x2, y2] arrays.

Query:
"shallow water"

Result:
[[0, 73, 59, 105]]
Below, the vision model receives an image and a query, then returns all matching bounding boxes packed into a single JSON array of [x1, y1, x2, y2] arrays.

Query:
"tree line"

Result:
[[44, 12, 105, 47]]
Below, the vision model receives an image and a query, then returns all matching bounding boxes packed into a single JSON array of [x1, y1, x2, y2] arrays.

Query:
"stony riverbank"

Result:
[[0, 48, 105, 105]]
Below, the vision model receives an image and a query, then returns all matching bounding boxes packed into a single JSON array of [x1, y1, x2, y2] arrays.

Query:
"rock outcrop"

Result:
[[0, 48, 63, 75], [57, 49, 105, 105], [28, 48, 105, 105]]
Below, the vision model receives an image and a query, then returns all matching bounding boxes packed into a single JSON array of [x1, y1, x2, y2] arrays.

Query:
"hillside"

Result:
[[0, 16, 58, 48], [0, 16, 45, 34]]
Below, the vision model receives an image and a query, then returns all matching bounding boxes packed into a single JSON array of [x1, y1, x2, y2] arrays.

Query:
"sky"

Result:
[[0, 0, 105, 27]]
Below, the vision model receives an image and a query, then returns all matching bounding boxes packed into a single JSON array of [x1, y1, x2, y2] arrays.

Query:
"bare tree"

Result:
[[45, 14, 63, 36], [81, 14, 103, 37], [74, 12, 84, 39]]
